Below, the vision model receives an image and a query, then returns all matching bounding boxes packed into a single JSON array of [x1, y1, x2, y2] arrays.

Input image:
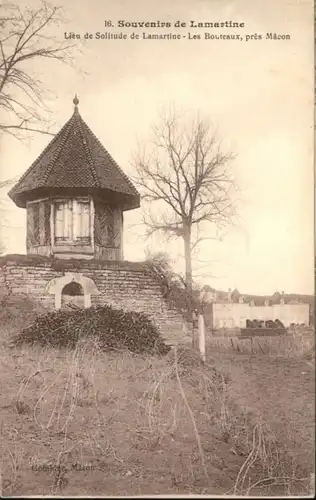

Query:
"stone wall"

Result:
[[0, 255, 191, 346]]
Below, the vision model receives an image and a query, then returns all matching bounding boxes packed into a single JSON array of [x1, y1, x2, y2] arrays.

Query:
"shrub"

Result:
[[13, 305, 171, 355], [0, 293, 48, 332]]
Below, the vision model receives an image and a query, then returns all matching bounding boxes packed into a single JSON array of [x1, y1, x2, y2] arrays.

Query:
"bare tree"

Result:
[[133, 111, 238, 346], [0, 1, 74, 139]]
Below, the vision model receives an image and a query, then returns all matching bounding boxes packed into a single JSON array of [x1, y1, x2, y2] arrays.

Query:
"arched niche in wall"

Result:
[[61, 281, 84, 309], [45, 272, 100, 309]]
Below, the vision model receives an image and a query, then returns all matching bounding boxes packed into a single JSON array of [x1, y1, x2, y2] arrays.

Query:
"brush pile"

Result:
[[13, 305, 171, 355]]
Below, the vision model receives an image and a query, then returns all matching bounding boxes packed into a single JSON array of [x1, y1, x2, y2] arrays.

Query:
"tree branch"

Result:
[[0, 1, 76, 139]]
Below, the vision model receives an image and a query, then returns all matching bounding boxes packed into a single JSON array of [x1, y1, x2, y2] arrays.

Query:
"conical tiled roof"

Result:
[[9, 100, 140, 210]]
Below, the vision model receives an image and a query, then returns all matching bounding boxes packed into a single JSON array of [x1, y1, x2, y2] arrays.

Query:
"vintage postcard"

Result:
[[0, 0, 314, 497]]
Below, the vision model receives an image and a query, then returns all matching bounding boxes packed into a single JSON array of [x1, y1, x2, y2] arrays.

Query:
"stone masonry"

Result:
[[0, 255, 191, 346]]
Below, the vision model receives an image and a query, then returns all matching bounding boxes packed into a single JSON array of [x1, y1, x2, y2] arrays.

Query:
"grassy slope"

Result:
[[0, 297, 314, 496], [211, 352, 315, 478]]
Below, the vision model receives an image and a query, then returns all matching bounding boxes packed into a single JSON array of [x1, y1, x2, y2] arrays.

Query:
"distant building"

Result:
[[204, 289, 310, 328]]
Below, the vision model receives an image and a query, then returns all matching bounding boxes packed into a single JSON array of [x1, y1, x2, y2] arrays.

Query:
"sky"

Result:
[[0, 0, 314, 295]]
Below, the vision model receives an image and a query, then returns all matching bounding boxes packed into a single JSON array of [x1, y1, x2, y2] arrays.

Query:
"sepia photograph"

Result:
[[0, 0, 314, 496]]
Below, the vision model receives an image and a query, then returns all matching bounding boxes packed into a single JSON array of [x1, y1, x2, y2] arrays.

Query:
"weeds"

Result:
[[0, 336, 314, 496], [207, 331, 315, 358]]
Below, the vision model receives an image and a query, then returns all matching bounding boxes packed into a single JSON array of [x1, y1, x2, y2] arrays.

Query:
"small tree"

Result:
[[144, 249, 202, 321], [134, 111, 238, 347], [0, 1, 74, 139]]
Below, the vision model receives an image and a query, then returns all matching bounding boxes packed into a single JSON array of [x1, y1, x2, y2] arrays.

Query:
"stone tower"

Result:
[[8, 96, 140, 260]]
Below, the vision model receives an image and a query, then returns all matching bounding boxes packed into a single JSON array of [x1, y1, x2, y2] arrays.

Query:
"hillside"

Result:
[[0, 296, 314, 496]]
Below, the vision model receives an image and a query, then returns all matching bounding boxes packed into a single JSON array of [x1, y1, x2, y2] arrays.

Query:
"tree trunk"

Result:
[[183, 224, 197, 347]]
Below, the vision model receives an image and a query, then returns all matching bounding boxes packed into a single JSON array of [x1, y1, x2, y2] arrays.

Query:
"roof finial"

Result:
[[73, 94, 79, 112]]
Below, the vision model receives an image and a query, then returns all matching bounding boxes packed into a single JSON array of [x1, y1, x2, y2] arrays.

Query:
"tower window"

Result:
[[54, 198, 91, 244]]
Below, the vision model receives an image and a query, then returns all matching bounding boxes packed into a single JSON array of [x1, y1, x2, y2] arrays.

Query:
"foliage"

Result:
[[145, 251, 202, 320], [13, 304, 171, 355], [0, 293, 48, 334]]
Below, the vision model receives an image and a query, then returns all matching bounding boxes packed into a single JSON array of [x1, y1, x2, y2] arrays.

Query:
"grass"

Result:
[[206, 333, 315, 359], [0, 297, 314, 496]]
